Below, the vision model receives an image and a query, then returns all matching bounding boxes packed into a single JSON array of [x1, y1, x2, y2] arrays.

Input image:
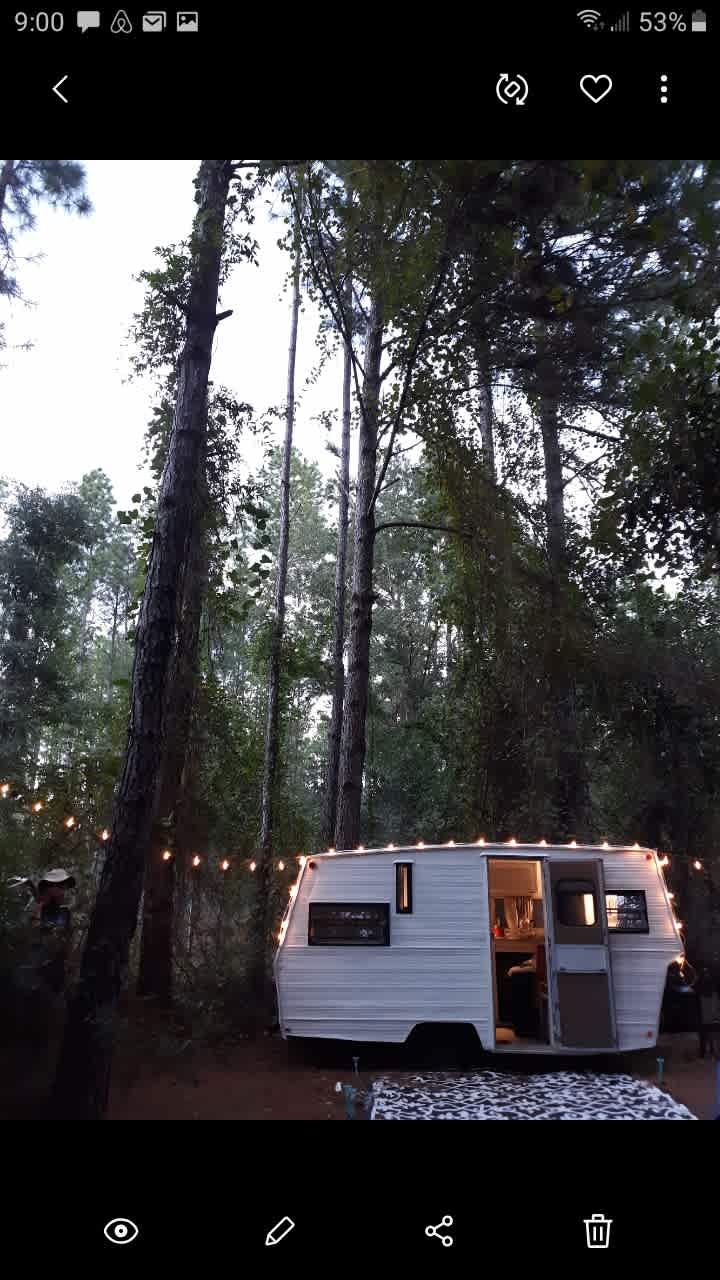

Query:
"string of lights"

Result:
[[0, 777, 704, 945]]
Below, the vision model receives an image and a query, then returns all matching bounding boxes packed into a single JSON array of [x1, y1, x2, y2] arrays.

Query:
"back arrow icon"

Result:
[[53, 75, 68, 103]]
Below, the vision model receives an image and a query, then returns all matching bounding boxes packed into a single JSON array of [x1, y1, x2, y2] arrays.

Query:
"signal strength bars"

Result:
[[610, 10, 631, 29]]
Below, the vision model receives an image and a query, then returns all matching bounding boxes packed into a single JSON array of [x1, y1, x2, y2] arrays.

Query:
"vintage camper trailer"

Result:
[[274, 843, 683, 1054]]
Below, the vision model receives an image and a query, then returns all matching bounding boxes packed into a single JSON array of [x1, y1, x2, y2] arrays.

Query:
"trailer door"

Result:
[[543, 859, 617, 1049]]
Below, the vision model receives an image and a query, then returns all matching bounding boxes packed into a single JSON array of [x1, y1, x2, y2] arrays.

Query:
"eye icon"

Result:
[[104, 1218, 139, 1244]]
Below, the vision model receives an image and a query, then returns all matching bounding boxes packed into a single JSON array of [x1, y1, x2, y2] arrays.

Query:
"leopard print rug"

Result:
[[369, 1071, 696, 1119]]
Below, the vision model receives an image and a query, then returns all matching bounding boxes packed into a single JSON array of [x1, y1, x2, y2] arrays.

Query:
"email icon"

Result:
[[142, 10, 166, 30]]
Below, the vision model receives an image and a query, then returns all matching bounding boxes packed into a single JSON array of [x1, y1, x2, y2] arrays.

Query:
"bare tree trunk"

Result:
[[250, 182, 302, 1005], [321, 274, 352, 848], [107, 586, 120, 701], [51, 159, 232, 1119], [538, 390, 568, 600], [477, 364, 496, 482], [136, 499, 207, 1005], [537, 354, 588, 838], [335, 295, 384, 850]]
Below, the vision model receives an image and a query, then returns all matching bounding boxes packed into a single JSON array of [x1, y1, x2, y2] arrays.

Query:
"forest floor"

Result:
[[1, 1017, 716, 1120]]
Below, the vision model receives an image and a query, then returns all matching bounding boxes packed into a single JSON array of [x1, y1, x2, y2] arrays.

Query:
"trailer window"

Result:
[[396, 863, 413, 913], [308, 903, 390, 946], [605, 891, 649, 933], [556, 880, 597, 927]]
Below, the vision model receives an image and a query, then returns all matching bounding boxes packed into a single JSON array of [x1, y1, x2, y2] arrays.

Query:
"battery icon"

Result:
[[692, 9, 707, 31]]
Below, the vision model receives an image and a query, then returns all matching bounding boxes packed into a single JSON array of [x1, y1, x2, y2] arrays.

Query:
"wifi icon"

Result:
[[577, 8, 603, 26]]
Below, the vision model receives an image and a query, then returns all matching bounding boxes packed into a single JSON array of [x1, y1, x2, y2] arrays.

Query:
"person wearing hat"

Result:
[[27, 869, 75, 995]]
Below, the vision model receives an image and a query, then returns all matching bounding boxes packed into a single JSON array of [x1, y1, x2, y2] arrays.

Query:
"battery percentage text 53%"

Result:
[[640, 12, 687, 30]]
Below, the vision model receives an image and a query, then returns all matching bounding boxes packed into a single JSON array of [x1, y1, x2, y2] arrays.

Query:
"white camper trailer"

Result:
[[274, 843, 683, 1054]]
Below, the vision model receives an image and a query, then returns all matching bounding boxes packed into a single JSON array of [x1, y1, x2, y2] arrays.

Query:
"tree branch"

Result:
[[374, 519, 468, 538]]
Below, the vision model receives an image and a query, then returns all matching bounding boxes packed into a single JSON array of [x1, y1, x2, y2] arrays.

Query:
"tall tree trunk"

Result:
[[321, 274, 352, 848], [537, 352, 587, 837], [107, 586, 120, 700], [477, 363, 496, 482], [335, 295, 384, 850], [51, 159, 232, 1119], [136, 493, 208, 1004], [250, 183, 302, 1006]]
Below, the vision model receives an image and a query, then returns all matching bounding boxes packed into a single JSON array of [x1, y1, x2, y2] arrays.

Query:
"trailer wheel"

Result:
[[405, 1023, 483, 1069]]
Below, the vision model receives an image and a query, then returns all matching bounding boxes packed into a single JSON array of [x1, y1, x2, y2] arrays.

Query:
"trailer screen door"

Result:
[[544, 859, 616, 1049]]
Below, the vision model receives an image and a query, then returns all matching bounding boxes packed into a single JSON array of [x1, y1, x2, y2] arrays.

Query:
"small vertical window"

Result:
[[396, 863, 413, 913]]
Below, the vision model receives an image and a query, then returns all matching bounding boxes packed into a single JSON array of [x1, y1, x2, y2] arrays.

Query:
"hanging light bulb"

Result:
[[192, 855, 201, 868], [101, 828, 110, 841], [249, 860, 257, 872], [693, 859, 703, 871], [162, 850, 172, 861], [278, 860, 285, 871], [32, 801, 43, 813], [221, 859, 230, 872], [64, 816, 76, 829]]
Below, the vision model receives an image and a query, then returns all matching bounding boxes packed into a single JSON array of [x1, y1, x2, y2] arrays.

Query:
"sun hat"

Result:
[[38, 868, 76, 889]]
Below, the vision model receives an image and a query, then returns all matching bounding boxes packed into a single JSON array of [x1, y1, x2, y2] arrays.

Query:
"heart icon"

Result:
[[580, 74, 613, 103]]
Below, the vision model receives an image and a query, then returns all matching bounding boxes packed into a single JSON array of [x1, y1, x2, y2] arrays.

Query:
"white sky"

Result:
[[1, 159, 346, 507]]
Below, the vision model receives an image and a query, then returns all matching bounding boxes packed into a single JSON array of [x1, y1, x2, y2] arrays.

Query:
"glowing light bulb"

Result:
[[289, 885, 297, 898], [250, 860, 257, 872], [602, 841, 609, 849], [31, 801, 42, 812], [101, 828, 110, 841], [327, 847, 335, 854], [387, 843, 395, 850], [221, 859, 230, 872], [539, 839, 547, 847], [476, 837, 485, 845], [278, 860, 285, 871], [0, 783, 9, 797], [508, 838, 517, 846], [676, 920, 683, 930], [659, 855, 670, 868], [667, 892, 675, 899], [162, 850, 172, 861], [569, 840, 577, 848], [417, 840, 425, 848], [447, 840, 455, 846], [357, 844, 364, 851], [64, 816, 76, 829], [693, 859, 702, 870], [633, 842, 640, 849], [298, 856, 306, 867], [192, 855, 201, 868]]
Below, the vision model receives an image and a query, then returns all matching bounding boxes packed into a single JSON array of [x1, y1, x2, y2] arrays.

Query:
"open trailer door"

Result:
[[543, 858, 617, 1049]]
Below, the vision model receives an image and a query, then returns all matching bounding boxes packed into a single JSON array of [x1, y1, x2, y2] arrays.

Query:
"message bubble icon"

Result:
[[77, 10, 101, 31]]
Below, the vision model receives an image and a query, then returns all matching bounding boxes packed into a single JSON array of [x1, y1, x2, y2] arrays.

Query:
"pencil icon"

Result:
[[265, 1216, 295, 1247]]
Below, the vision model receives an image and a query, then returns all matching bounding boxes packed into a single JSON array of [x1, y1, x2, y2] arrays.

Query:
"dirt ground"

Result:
[[2, 1020, 717, 1120]]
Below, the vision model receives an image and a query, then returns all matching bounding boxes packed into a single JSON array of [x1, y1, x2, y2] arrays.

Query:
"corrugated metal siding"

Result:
[[276, 850, 494, 1044], [603, 854, 679, 1049]]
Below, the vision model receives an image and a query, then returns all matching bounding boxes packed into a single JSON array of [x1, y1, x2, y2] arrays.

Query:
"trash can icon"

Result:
[[584, 1213, 612, 1249]]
